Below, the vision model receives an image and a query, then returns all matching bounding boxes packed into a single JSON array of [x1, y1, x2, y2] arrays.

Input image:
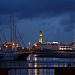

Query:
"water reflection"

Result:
[[27, 54, 75, 75], [28, 55, 54, 75], [0, 54, 75, 75], [34, 55, 37, 62]]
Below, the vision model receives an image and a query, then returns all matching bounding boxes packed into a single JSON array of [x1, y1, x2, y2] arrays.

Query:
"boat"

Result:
[[33, 49, 75, 58], [32, 42, 75, 58], [0, 49, 19, 61], [0, 17, 30, 61], [0, 42, 30, 61]]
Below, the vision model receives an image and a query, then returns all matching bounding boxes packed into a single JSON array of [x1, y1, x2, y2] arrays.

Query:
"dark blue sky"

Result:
[[0, 0, 75, 46]]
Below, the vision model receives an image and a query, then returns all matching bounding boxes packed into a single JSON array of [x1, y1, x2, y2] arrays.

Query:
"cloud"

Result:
[[60, 12, 75, 32], [16, 16, 74, 44], [0, 0, 75, 33], [0, 0, 74, 18]]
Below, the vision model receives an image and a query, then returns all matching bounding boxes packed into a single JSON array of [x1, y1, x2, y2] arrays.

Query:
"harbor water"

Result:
[[0, 54, 75, 75]]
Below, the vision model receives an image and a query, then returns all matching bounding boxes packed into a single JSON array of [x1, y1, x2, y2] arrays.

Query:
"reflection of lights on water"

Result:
[[28, 63, 32, 75], [27, 55, 38, 75], [27, 55, 31, 61], [53, 58, 56, 60], [34, 63, 38, 75], [34, 57, 37, 61], [53, 64, 58, 67], [28, 64, 31, 67], [53, 58, 59, 60], [34, 69, 37, 75], [34, 63, 37, 67], [34, 54, 37, 56]]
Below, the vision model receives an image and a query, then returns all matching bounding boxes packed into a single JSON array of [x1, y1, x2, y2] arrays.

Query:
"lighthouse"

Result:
[[39, 29, 42, 44]]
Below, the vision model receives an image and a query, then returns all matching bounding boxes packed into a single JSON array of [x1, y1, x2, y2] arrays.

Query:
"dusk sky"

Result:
[[0, 0, 75, 47]]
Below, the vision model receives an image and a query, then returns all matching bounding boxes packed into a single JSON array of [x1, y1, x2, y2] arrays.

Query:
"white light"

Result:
[[34, 63, 37, 67], [53, 42, 59, 44], [34, 57, 37, 61], [34, 43, 37, 47], [22, 47, 24, 49]]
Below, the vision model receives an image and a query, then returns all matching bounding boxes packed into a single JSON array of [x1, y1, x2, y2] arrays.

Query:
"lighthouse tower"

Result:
[[39, 29, 42, 44]]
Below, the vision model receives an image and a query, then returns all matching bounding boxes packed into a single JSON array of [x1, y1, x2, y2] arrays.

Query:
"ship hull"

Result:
[[0, 50, 30, 61], [33, 49, 75, 58]]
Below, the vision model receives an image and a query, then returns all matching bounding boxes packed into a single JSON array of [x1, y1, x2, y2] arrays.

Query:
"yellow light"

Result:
[[4, 44, 6, 46], [34, 63, 37, 67], [12, 43, 15, 46], [16, 44, 18, 47], [6, 45, 8, 48], [34, 44, 37, 47], [22, 47, 24, 49]]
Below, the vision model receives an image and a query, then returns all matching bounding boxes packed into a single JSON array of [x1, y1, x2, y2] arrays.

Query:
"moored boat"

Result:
[[33, 49, 75, 58]]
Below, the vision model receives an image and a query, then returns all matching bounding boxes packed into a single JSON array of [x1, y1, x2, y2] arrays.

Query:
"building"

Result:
[[39, 29, 42, 44], [59, 44, 72, 50], [38, 42, 60, 50], [33, 42, 60, 50], [70, 42, 75, 50], [32, 29, 74, 50]]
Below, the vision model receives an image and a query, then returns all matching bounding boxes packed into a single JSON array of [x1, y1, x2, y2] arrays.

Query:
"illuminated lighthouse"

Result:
[[39, 29, 42, 44]]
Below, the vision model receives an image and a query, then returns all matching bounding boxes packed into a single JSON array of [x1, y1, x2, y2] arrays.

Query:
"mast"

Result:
[[10, 16, 26, 49], [16, 27, 26, 47], [0, 37, 2, 46], [0, 23, 7, 42], [10, 16, 16, 49], [10, 16, 13, 44]]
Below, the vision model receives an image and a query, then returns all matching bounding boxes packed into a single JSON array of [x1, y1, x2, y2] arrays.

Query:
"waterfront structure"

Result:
[[59, 44, 72, 50], [0, 17, 30, 61], [38, 42, 60, 50], [33, 42, 60, 50], [33, 29, 75, 50], [33, 42, 75, 50], [39, 29, 42, 44], [2, 42, 18, 50], [70, 42, 75, 50]]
